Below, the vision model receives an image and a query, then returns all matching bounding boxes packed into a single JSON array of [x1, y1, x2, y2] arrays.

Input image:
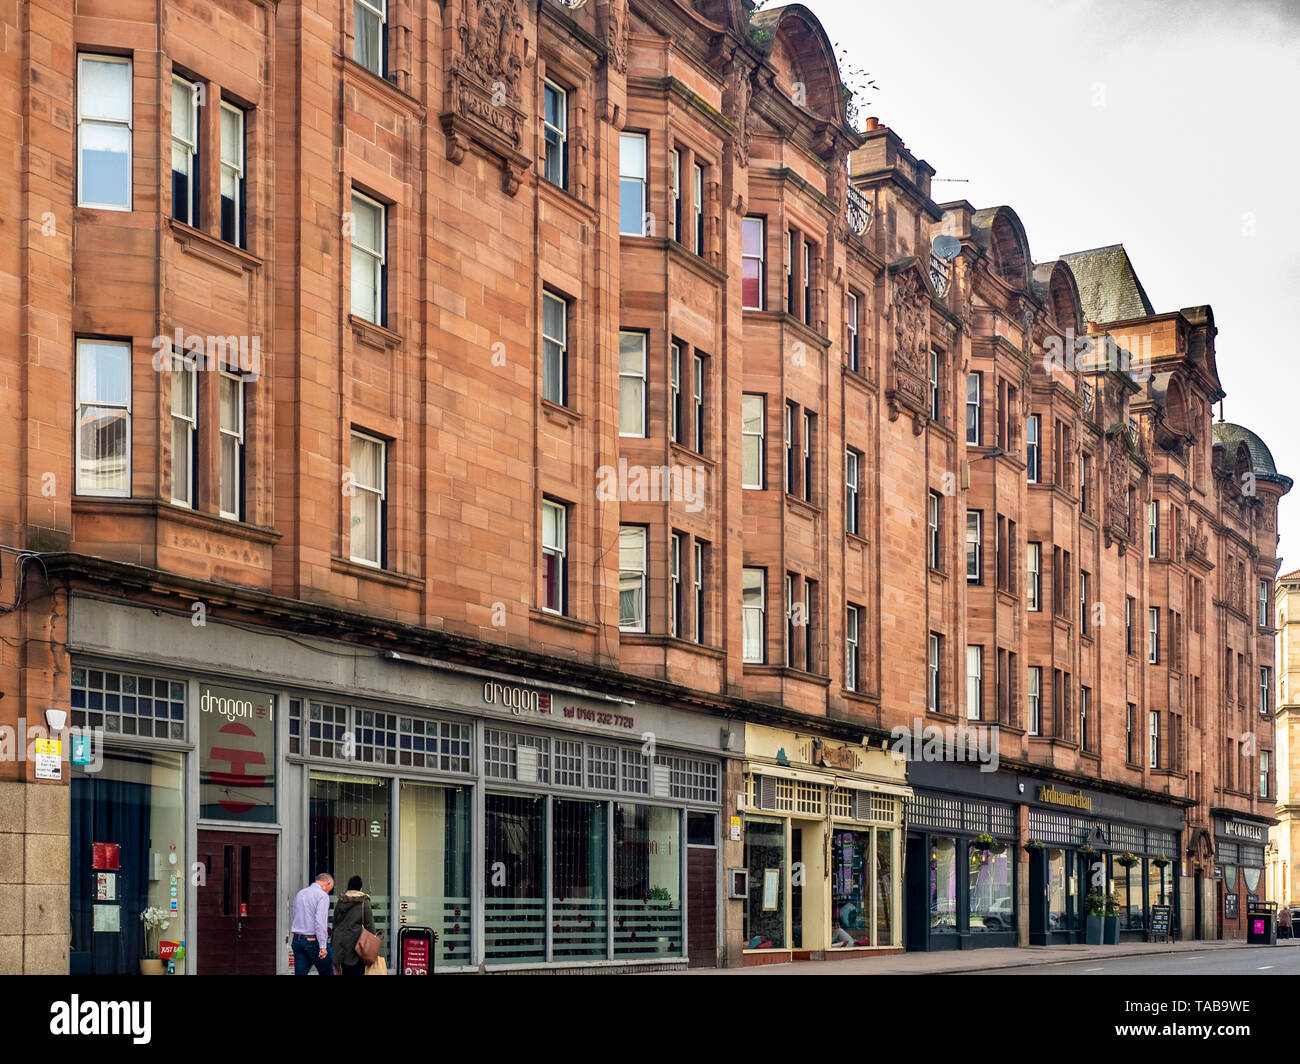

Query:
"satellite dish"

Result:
[[931, 234, 962, 261]]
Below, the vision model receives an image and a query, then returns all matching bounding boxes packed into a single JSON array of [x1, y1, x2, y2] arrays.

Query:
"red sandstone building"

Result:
[[0, 0, 1287, 973]]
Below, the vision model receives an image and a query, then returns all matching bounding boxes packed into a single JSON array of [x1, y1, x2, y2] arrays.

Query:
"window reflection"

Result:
[[968, 841, 1012, 932], [930, 837, 958, 932]]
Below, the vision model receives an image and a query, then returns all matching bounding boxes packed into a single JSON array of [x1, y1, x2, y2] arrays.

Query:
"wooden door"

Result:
[[197, 830, 278, 974], [686, 847, 717, 968]]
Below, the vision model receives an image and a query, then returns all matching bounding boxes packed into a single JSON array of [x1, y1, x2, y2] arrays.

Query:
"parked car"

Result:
[[977, 898, 1014, 931]]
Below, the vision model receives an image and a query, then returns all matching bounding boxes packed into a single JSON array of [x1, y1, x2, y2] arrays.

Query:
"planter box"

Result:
[[1103, 916, 1120, 944], [1085, 916, 1104, 945]]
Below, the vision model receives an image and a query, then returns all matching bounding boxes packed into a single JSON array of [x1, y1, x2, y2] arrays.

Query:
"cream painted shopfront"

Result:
[[740, 725, 910, 963]]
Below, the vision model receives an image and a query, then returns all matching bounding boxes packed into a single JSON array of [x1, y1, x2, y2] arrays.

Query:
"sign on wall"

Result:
[[199, 684, 276, 822]]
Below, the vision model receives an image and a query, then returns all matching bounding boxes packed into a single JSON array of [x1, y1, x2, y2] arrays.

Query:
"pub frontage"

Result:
[[1213, 813, 1272, 941], [903, 760, 1185, 950], [65, 595, 735, 974]]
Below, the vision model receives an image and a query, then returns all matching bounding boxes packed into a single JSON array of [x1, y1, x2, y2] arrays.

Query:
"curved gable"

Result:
[[753, 4, 848, 127], [972, 206, 1032, 292]]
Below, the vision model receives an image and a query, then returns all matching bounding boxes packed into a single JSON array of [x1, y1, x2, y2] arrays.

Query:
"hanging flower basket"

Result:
[[971, 833, 996, 852], [1024, 840, 1044, 852], [1152, 855, 1170, 869], [1117, 852, 1139, 869], [1079, 844, 1099, 858]]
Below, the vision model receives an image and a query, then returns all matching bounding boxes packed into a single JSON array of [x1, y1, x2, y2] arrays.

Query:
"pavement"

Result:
[[663, 936, 1300, 975]]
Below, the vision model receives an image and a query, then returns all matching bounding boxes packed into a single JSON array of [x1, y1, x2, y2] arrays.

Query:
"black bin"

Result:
[[1246, 902, 1277, 945]]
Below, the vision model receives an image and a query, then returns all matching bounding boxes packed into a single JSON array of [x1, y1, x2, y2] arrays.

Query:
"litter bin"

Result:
[[1246, 901, 1277, 945]]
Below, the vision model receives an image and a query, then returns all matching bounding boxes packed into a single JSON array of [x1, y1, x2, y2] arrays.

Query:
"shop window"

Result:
[[1116, 862, 1143, 930], [554, 739, 584, 787], [743, 817, 785, 949], [483, 792, 546, 965], [397, 781, 471, 966], [552, 800, 609, 960], [687, 812, 716, 846], [930, 836, 958, 933], [876, 829, 894, 945], [483, 729, 551, 783], [586, 743, 618, 790], [1153, 860, 1174, 907], [968, 841, 1012, 932], [621, 748, 650, 794], [304, 701, 348, 758], [831, 828, 872, 947], [309, 773, 392, 964], [656, 754, 720, 803], [70, 749, 186, 974], [71, 667, 185, 740], [198, 682, 276, 822], [614, 804, 682, 956], [1048, 848, 1069, 931]]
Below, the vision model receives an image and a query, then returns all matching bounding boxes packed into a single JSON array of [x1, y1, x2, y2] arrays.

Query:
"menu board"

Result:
[[1224, 893, 1239, 919], [1148, 904, 1171, 941]]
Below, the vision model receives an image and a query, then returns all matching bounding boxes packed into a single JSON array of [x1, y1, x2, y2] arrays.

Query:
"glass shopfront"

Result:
[[289, 692, 717, 970], [743, 771, 904, 955], [484, 792, 546, 964], [744, 817, 786, 949], [309, 773, 393, 963], [70, 748, 187, 975], [906, 791, 1018, 948], [398, 780, 471, 965], [831, 829, 871, 946]]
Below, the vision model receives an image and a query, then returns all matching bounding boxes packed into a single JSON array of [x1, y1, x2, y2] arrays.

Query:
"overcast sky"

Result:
[[810, 0, 1300, 569]]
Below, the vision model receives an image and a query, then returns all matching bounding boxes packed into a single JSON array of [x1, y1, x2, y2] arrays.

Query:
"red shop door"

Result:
[[197, 830, 278, 975]]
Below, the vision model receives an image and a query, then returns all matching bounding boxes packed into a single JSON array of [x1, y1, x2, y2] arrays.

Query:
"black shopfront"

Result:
[[904, 762, 1184, 950], [1024, 789, 1180, 945]]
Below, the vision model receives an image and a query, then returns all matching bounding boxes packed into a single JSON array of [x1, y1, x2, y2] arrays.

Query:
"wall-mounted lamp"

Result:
[[45, 709, 67, 733]]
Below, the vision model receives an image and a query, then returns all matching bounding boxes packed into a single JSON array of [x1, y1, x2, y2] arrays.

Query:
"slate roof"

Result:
[[1213, 421, 1292, 487], [1059, 244, 1156, 325]]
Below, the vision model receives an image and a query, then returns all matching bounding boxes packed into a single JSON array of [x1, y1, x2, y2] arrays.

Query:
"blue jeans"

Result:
[[292, 934, 334, 975]]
